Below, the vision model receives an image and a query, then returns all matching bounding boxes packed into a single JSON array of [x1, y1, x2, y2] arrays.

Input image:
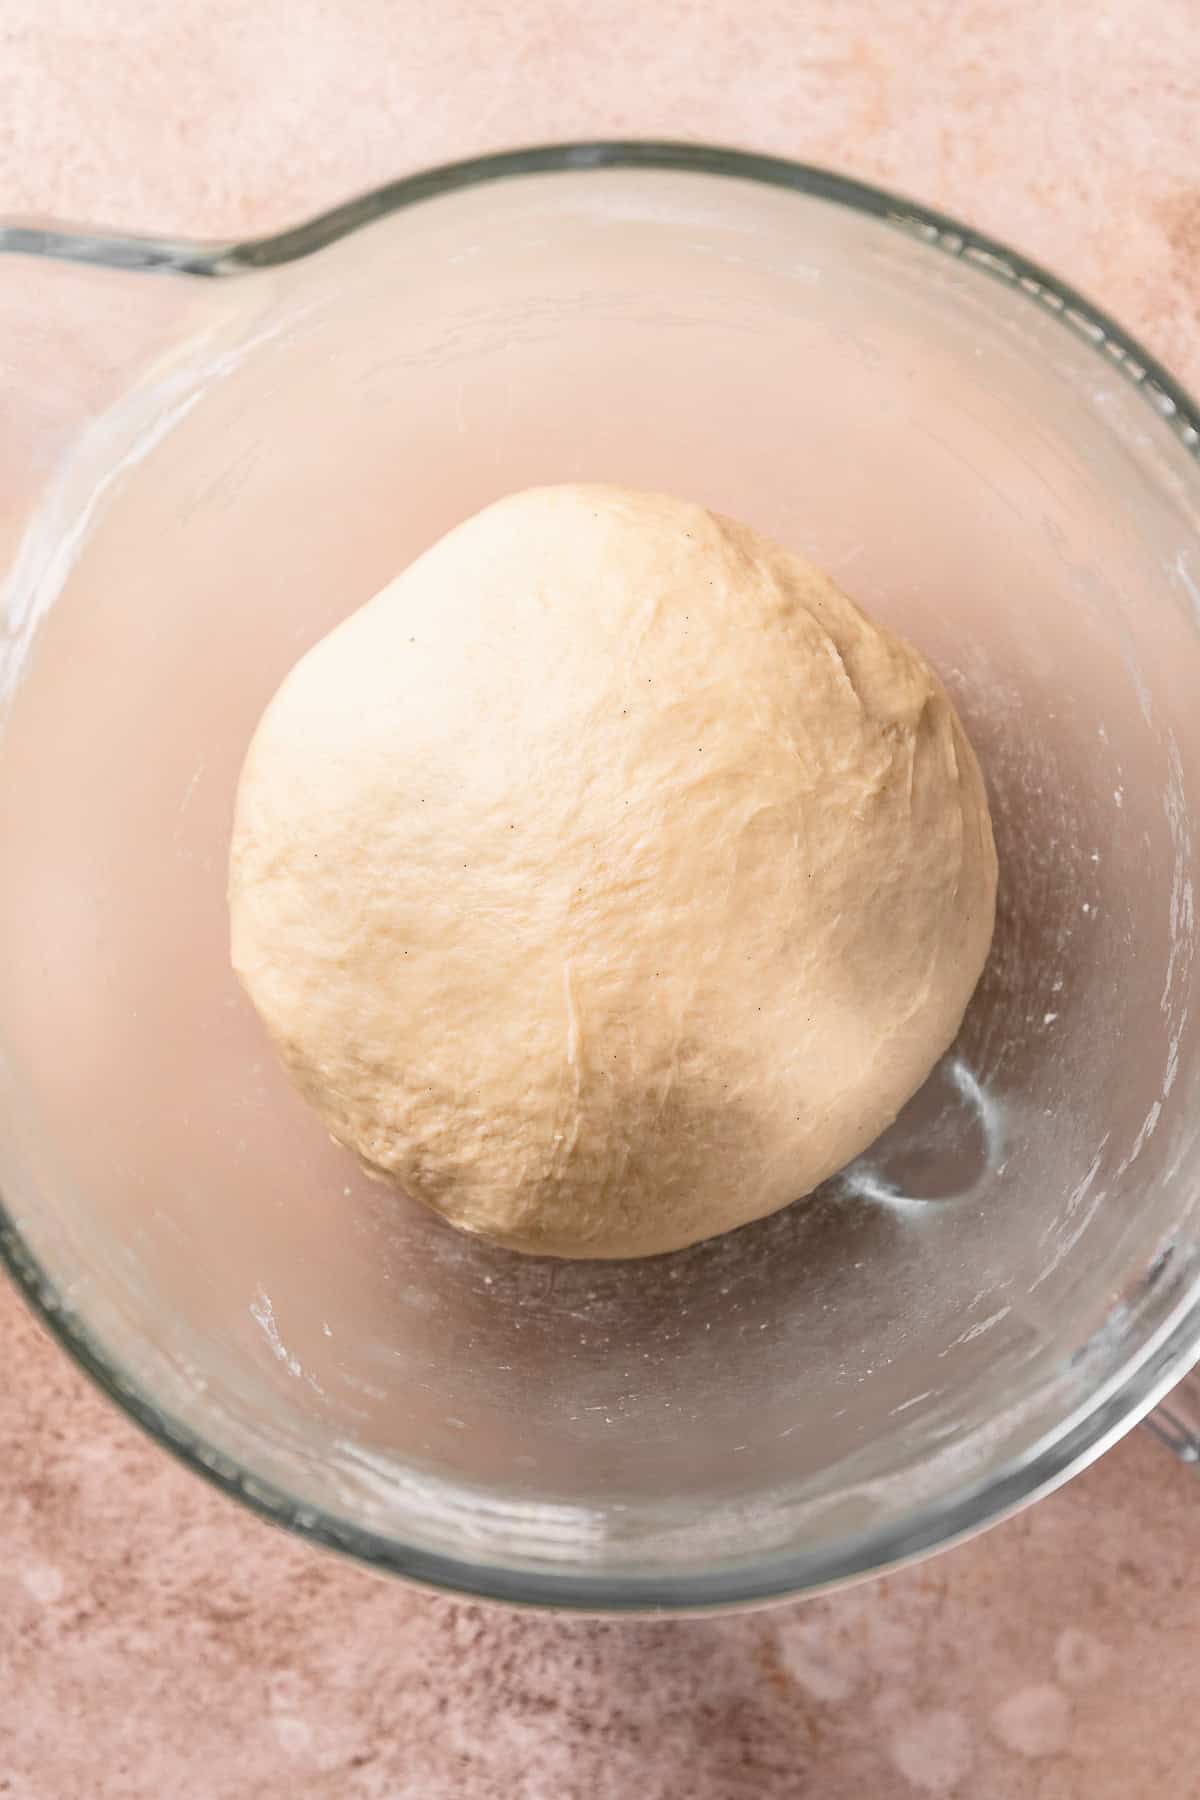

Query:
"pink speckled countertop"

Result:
[[3, 3, 1200, 1795]]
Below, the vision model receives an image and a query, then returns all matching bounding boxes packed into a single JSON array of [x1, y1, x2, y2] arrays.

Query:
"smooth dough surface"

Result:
[[230, 486, 997, 1258]]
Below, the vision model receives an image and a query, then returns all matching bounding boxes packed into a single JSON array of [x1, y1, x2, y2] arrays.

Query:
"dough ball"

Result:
[[229, 486, 997, 1259]]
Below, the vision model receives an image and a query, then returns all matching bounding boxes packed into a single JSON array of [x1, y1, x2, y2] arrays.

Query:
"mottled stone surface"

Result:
[[3, 2, 1200, 1794], [3, 1285, 1200, 1798]]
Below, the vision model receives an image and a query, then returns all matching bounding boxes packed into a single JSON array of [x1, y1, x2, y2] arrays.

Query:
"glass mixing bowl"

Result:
[[1, 144, 1198, 1611]]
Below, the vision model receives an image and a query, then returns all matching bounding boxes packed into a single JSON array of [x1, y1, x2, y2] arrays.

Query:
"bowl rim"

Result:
[[3, 138, 1199, 1612]]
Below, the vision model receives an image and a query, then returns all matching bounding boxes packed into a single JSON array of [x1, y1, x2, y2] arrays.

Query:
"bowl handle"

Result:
[[1144, 1370, 1200, 1463], [0, 222, 231, 587]]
